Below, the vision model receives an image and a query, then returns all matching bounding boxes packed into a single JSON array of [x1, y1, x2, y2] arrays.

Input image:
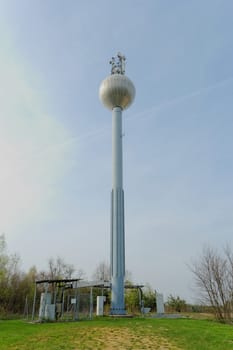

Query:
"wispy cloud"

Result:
[[0, 30, 74, 233]]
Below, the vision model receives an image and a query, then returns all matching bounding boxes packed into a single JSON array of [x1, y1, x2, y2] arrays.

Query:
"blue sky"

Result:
[[0, 0, 233, 302]]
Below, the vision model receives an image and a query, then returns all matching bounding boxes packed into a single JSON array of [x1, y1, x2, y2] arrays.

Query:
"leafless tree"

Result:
[[190, 245, 233, 322], [92, 261, 132, 282], [92, 261, 110, 281], [37, 256, 85, 281]]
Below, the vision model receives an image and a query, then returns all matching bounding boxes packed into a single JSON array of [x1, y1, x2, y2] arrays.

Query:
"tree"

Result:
[[37, 256, 84, 280], [92, 261, 132, 282], [0, 234, 24, 314], [143, 284, 156, 311], [92, 261, 110, 281], [0, 234, 8, 280], [190, 245, 233, 322], [125, 287, 140, 313], [166, 295, 187, 313]]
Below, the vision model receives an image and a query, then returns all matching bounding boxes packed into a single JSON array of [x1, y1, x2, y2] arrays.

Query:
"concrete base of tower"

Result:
[[109, 308, 126, 316]]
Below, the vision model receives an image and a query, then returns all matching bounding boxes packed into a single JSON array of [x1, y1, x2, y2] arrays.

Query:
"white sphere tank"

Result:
[[99, 74, 135, 111]]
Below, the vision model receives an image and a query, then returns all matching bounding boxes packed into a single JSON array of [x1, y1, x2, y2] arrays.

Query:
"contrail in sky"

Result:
[[126, 75, 233, 122], [8, 75, 233, 177], [34, 75, 233, 157]]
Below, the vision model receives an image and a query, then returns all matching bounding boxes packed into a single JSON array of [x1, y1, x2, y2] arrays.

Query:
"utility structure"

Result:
[[99, 53, 135, 314]]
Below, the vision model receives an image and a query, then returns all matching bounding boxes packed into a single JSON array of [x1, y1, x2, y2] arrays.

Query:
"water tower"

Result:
[[99, 53, 135, 314]]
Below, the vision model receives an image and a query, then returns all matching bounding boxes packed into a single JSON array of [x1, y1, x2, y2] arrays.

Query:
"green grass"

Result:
[[0, 317, 233, 349]]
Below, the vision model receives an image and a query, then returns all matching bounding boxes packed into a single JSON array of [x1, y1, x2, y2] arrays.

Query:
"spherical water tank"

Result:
[[99, 74, 135, 111]]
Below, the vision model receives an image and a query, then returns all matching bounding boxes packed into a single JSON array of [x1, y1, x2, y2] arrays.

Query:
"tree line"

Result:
[[0, 234, 155, 317], [2, 233, 232, 322]]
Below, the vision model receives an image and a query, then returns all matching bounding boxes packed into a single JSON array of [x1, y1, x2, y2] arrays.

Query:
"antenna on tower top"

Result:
[[109, 52, 126, 75]]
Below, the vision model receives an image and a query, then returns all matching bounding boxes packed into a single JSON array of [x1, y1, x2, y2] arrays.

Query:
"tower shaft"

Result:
[[110, 106, 125, 314], [99, 52, 135, 315]]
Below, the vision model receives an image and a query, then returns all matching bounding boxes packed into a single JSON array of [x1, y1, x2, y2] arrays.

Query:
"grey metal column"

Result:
[[110, 106, 125, 314]]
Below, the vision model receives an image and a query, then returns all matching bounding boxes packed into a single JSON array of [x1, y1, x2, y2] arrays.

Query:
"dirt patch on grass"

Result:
[[73, 327, 181, 350]]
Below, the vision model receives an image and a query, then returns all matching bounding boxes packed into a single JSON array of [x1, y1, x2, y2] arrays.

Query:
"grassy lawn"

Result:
[[1, 317, 233, 349]]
